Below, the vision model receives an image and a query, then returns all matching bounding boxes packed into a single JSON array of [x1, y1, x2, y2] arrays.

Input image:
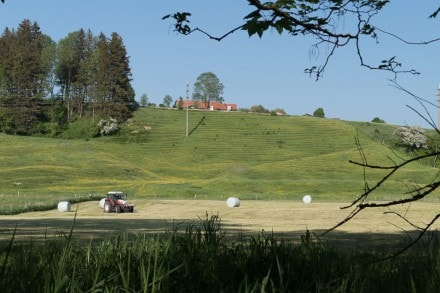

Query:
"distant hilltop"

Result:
[[176, 100, 237, 111]]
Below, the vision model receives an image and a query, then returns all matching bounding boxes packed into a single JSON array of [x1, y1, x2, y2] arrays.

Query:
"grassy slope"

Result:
[[0, 108, 439, 205]]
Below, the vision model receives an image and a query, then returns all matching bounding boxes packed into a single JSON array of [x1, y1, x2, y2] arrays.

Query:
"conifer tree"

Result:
[[0, 20, 51, 134], [0, 20, 135, 135], [106, 32, 135, 120]]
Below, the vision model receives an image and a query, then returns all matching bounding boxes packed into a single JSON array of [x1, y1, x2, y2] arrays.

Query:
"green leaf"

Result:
[[275, 18, 292, 35], [430, 7, 440, 18], [243, 21, 261, 37], [244, 10, 261, 20]]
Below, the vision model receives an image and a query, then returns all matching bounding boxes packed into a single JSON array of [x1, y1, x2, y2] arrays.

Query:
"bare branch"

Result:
[[323, 139, 440, 236], [188, 25, 245, 42], [390, 81, 440, 134], [375, 27, 440, 45], [383, 210, 424, 231], [363, 213, 440, 265]]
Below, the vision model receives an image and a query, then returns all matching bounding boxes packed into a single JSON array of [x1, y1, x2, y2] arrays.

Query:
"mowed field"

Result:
[[2, 108, 440, 250], [1, 199, 439, 249]]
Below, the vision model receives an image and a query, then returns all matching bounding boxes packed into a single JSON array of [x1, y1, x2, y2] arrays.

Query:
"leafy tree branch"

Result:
[[163, 0, 439, 80]]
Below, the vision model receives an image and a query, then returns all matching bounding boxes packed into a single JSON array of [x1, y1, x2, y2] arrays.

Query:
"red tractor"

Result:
[[102, 191, 134, 213]]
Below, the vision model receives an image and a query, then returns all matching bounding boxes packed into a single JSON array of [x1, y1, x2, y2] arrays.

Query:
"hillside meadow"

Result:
[[2, 108, 440, 291], [0, 107, 439, 212]]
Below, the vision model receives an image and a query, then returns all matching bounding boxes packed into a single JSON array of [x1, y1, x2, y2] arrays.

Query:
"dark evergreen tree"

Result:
[[0, 20, 52, 134], [0, 20, 135, 135], [106, 32, 135, 120], [0, 28, 14, 132]]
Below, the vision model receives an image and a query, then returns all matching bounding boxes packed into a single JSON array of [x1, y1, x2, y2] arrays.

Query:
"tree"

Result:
[[177, 97, 184, 110], [55, 29, 93, 121], [313, 107, 325, 118], [192, 72, 224, 108], [371, 117, 385, 123], [163, 95, 173, 108], [92, 32, 111, 117], [139, 93, 148, 107], [54, 30, 136, 123], [105, 32, 136, 120], [40, 35, 57, 99], [87, 32, 135, 121], [0, 20, 136, 135], [0, 19, 52, 134]]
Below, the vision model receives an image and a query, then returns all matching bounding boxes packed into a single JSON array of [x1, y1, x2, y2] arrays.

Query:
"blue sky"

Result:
[[1, 0, 439, 127]]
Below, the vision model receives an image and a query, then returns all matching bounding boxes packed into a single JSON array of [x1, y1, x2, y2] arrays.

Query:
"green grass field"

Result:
[[2, 109, 440, 291], [0, 108, 439, 212]]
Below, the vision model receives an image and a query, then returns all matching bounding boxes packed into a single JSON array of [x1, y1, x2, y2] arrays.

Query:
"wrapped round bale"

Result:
[[99, 198, 106, 209], [226, 197, 240, 208], [302, 195, 312, 204], [58, 201, 71, 212]]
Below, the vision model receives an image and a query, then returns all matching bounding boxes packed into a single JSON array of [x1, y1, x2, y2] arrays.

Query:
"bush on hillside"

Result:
[[56, 118, 100, 139], [394, 126, 427, 151], [250, 105, 270, 114], [98, 118, 119, 136], [313, 107, 325, 118], [371, 117, 385, 123]]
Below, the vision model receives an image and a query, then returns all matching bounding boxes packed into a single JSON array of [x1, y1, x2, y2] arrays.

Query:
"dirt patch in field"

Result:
[[0, 200, 439, 249]]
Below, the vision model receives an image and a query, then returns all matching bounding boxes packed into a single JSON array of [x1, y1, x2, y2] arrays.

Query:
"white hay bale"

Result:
[[226, 197, 240, 208], [58, 201, 71, 212], [302, 195, 312, 204], [99, 198, 106, 209]]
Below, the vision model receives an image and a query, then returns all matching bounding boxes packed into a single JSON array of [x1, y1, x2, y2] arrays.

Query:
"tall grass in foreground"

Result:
[[1, 214, 440, 292]]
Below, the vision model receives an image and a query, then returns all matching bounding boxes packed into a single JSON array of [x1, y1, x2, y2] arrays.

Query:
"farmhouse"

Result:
[[177, 100, 237, 111]]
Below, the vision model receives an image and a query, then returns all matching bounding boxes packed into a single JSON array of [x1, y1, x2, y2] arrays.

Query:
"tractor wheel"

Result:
[[115, 205, 122, 213], [104, 202, 112, 213]]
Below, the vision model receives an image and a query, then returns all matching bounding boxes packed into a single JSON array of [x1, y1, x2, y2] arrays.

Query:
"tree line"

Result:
[[0, 19, 136, 135]]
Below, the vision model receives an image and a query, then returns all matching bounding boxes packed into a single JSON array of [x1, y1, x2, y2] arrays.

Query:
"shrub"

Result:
[[393, 125, 427, 150], [250, 105, 270, 114], [57, 118, 99, 139], [372, 117, 385, 123], [97, 118, 119, 136]]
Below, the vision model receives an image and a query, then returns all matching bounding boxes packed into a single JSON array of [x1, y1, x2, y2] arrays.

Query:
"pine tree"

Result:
[[106, 32, 135, 120], [0, 20, 51, 134], [1, 21, 136, 135]]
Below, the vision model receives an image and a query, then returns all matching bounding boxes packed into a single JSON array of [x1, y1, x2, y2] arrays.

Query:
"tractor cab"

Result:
[[107, 191, 127, 201]]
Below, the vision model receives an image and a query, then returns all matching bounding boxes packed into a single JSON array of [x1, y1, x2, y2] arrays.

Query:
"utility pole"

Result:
[[437, 84, 440, 130], [186, 80, 189, 137]]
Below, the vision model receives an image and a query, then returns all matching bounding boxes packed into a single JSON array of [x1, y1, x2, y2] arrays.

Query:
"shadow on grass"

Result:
[[188, 115, 206, 136], [0, 216, 425, 252]]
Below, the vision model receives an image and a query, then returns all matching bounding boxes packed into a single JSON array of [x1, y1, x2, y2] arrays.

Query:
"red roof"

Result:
[[178, 100, 237, 111]]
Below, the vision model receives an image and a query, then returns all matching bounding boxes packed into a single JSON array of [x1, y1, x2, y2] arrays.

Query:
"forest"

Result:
[[0, 19, 136, 136]]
